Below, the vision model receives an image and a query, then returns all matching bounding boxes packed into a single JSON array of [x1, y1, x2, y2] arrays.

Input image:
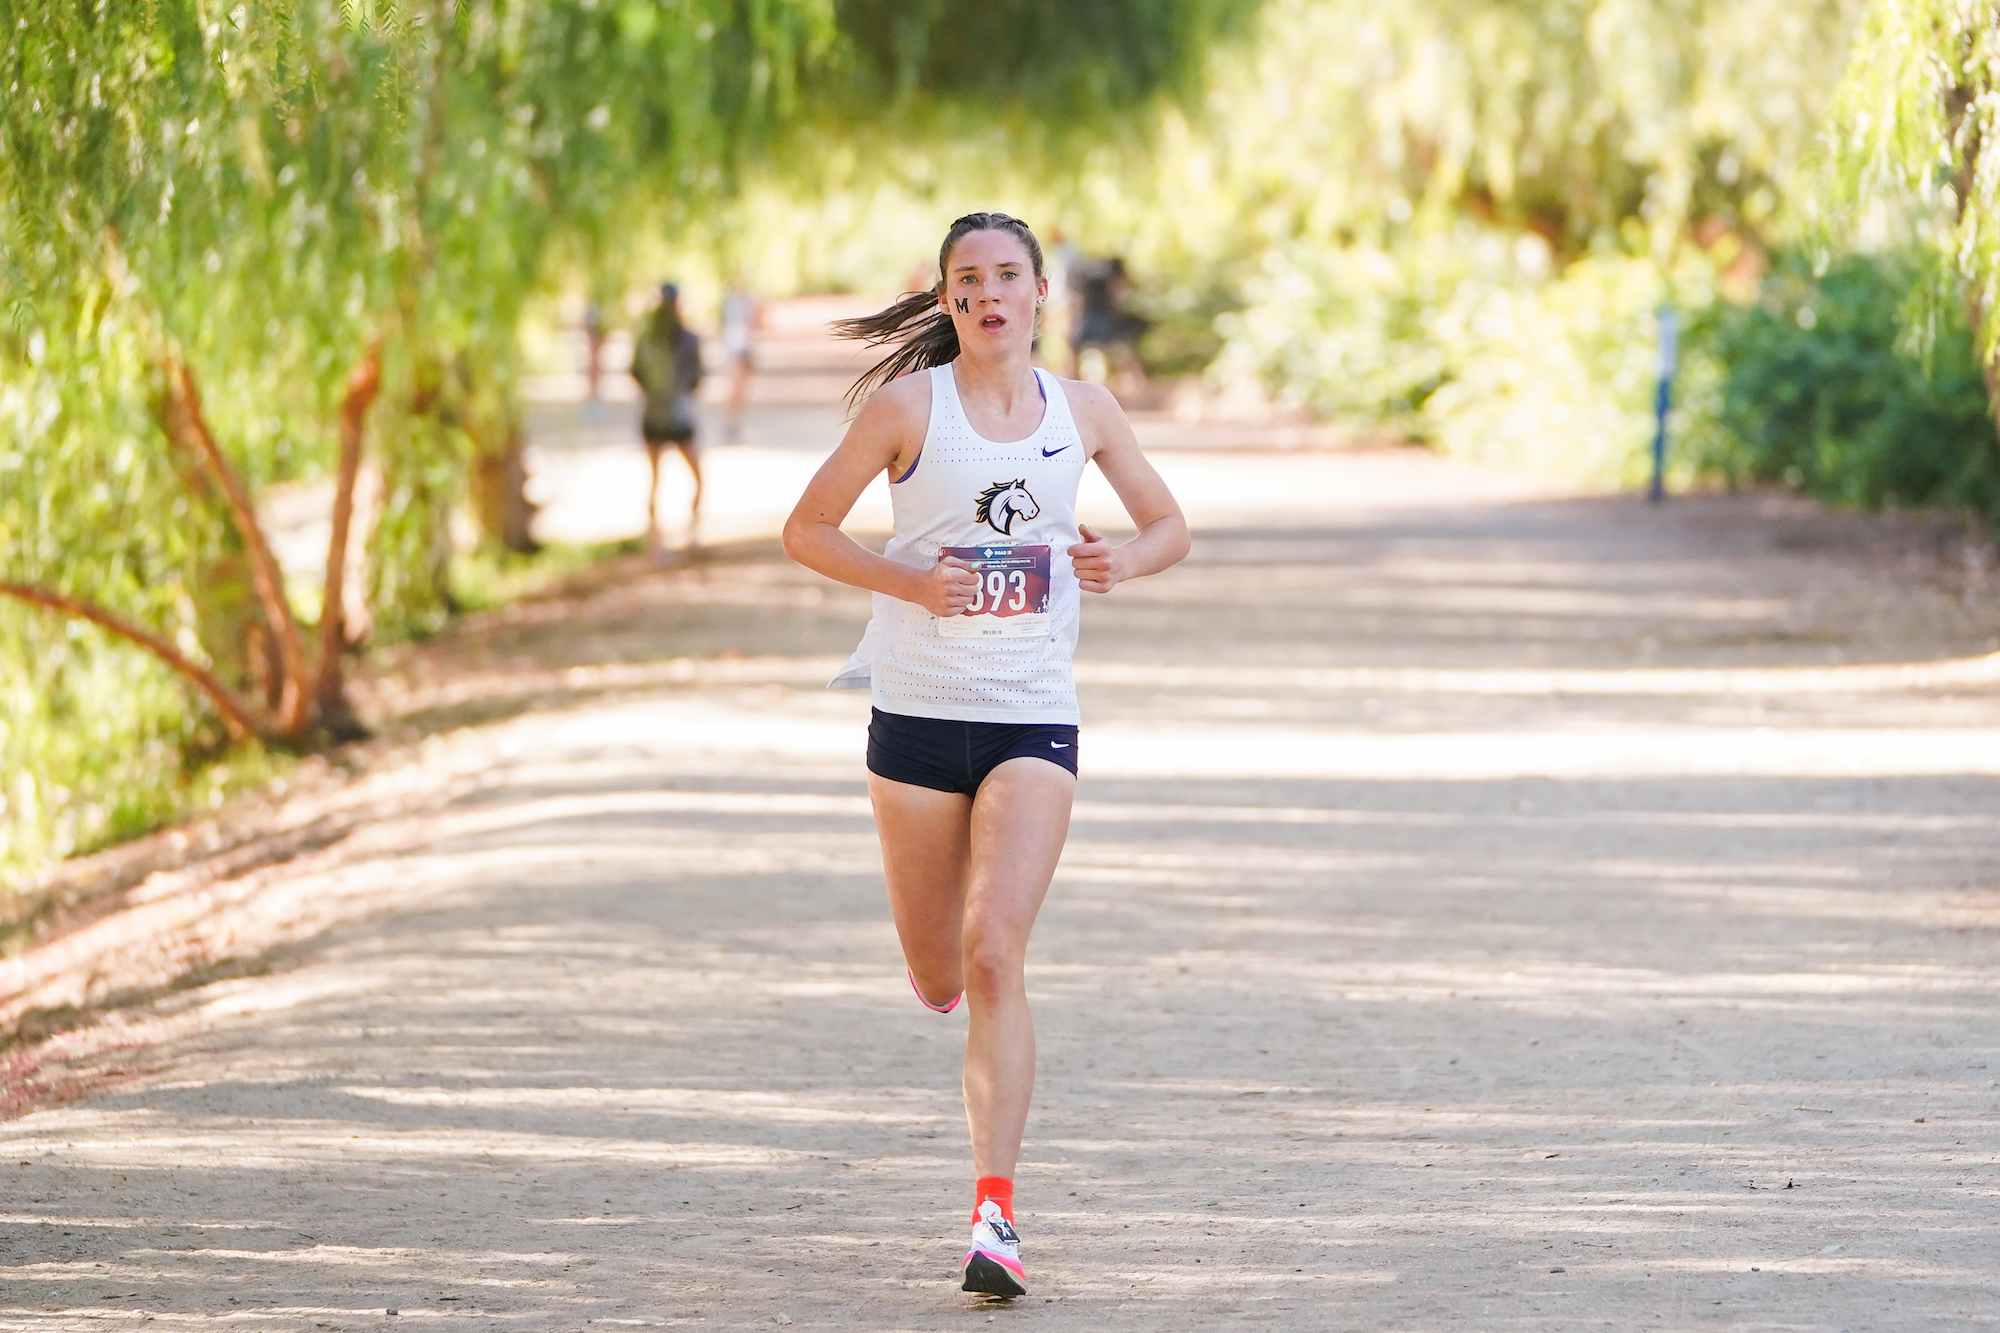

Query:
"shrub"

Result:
[[1211, 230, 1678, 486], [1691, 253, 2000, 522]]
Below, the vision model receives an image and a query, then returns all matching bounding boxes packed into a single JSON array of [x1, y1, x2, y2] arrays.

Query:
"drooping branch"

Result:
[[154, 355, 314, 736], [0, 582, 268, 742], [1944, 67, 2000, 449], [314, 341, 383, 725]]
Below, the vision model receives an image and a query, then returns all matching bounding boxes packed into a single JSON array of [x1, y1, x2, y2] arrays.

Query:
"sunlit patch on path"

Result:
[[5, 352, 1999, 1328]]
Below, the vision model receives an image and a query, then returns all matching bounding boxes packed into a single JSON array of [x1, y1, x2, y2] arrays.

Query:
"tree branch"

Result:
[[314, 341, 383, 726], [0, 582, 268, 743], [155, 355, 315, 736]]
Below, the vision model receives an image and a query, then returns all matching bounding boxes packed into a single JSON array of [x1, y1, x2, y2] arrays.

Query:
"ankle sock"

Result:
[[974, 1176, 1014, 1224]]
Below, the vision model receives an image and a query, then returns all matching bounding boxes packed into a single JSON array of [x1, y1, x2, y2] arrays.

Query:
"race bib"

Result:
[[935, 544, 1051, 639]]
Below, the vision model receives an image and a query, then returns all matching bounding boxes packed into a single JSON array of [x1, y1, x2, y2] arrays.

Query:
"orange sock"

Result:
[[974, 1176, 1014, 1223]]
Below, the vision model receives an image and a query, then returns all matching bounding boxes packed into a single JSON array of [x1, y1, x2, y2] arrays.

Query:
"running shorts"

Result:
[[866, 708, 1078, 796]]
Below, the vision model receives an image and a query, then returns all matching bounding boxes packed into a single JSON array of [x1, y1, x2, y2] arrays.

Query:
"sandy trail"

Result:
[[5, 321, 2000, 1331]]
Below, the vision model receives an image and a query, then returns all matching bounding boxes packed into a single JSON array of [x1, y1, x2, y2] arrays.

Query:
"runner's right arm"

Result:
[[783, 378, 979, 618]]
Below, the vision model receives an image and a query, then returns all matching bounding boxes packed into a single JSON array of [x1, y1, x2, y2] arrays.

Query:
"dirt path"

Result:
[[5, 326, 2000, 1330]]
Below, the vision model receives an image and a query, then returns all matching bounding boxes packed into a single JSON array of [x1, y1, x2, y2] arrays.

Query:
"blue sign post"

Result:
[[1649, 304, 1678, 505]]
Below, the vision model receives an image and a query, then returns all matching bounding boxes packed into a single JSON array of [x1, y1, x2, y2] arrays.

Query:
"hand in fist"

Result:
[[918, 554, 980, 616], [1069, 523, 1124, 593]]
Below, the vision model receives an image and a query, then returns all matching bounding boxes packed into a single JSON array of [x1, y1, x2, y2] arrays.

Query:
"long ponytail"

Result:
[[831, 287, 958, 408], [834, 212, 1046, 408]]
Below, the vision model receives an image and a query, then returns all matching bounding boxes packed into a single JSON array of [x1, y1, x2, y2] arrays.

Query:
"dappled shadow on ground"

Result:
[[6, 461, 2000, 1329], [1083, 496, 2000, 672], [349, 539, 871, 741], [4, 744, 1996, 1329], [351, 487, 2000, 746]]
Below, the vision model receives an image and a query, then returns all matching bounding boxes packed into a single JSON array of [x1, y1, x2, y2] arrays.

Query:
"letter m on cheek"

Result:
[[954, 297, 970, 314]]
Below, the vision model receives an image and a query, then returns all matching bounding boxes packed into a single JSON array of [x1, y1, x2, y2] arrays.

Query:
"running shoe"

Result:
[[961, 1198, 1027, 1297]]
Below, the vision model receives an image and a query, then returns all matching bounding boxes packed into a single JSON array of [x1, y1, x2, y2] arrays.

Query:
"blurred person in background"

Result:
[[1067, 255, 1147, 390], [631, 282, 704, 558], [582, 300, 607, 405], [720, 277, 759, 443], [1040, 228, 1081, 371], [784, 212, 1189, 1300]]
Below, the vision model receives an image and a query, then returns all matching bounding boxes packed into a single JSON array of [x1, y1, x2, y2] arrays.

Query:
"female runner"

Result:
[[782, 212, 1189, 1297]]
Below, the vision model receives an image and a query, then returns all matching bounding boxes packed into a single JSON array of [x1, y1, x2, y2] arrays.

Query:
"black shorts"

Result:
[[866, 709, 1078, 797]]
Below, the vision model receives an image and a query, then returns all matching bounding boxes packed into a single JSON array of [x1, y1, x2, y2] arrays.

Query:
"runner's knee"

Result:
[[960, 931, 1024, 998]]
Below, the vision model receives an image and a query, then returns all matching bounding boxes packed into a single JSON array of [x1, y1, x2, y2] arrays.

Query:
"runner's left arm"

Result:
[[1066, 382, 1191, 593]]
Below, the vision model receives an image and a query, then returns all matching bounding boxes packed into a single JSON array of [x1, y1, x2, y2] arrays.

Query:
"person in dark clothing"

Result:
[[1065, 256, 1148, 383], [631, 283, 704, 556]]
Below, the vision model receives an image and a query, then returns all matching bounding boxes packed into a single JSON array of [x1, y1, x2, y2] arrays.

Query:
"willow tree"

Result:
[[1828, 0, 2000, 445], [2, 5, 393, 750], [0, 0, 840, 872], [1037, 0, 1866, 477], [0, 0, 1259, 875]]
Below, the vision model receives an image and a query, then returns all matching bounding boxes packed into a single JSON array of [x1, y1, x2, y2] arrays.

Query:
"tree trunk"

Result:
[[150, 420, 269, 708], [470, 420, 541, 554], [313, 344, 382, 739], [1966, 287, 2000, 452], [156, 357, 314, 737]]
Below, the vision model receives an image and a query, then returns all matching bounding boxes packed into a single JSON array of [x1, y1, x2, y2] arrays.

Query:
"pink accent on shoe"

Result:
[[965, 1246, 1026, 1276], [909, 970, 962, 1013]]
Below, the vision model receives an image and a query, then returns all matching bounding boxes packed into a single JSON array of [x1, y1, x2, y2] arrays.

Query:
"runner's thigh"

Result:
[[869, 774, 974, 954], [964, 756, 1075, 948]]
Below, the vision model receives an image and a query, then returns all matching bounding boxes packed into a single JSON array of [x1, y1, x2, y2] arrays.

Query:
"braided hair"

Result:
[[833, 212, 1046, 408]]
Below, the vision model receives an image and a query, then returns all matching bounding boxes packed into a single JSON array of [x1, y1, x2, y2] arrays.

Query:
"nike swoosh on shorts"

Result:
[[1050, 742, 1069, 748]]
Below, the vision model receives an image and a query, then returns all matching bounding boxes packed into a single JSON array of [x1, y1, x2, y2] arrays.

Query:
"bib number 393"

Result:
[[936, 544, 1051, 640]]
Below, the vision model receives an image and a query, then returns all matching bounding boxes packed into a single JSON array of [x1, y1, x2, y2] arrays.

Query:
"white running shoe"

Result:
[[961, 1199, 1027, 1297]]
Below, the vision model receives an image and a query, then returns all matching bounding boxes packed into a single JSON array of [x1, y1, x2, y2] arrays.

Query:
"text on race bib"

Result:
[[936, 545, 1051, 640]]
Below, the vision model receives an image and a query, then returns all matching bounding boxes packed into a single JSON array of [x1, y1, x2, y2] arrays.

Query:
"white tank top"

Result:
[[830, 362, 1085, 724]]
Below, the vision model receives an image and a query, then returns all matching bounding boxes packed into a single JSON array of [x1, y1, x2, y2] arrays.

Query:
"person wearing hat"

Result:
[[631, 282, 705, 556]]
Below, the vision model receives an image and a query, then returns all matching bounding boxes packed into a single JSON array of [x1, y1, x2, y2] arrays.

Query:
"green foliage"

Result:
[[0, 599, 292, 883], [832, 0, 1253, 122], [0, 606, 215, 872], [1132, 277, 1237, 379], [1210, 231, 1690, 484], [25, 0, 1998, 906], [0, 0, 1253, 897], [0, 0, 846, 891], [1151, 0, 1857, 424], [740, 0, 1856, 486], [1047, 0, 1860, 274], [446, 539, 640, 616], [1822, 1, 2000, 372], [1690, 253, 2000, 518]]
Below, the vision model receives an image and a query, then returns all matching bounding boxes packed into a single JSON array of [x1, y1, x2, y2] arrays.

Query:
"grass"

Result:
[[1, 536, 642, 948], [446, 538, 645, 614]]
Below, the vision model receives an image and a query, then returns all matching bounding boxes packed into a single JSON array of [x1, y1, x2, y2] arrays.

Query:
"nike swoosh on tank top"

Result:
[[830, 362, 1086, 724]]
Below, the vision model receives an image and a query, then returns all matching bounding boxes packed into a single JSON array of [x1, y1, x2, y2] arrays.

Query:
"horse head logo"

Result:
[[975, 479, 1040, 536]]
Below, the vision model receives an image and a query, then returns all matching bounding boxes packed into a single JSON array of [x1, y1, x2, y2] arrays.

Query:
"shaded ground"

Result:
[[3, 323, 1999, 1331]]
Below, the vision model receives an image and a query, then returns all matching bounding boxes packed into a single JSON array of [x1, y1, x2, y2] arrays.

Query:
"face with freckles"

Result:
[[939, 229, 1047, 354]]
